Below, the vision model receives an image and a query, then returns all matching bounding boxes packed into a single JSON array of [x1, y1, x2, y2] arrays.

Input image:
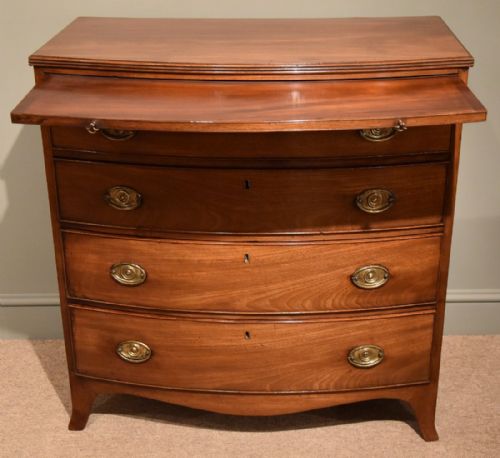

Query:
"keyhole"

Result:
[[244, 179, 252, 190], [244, 331, 251, 340], [244, 253, 251, 264]]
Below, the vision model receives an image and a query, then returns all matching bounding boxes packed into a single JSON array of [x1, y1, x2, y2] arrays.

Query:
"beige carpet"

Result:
[[1, 336, 499, 458]]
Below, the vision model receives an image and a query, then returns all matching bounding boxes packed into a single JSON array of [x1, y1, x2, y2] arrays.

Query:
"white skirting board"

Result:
[[0, 291, 499, 338]]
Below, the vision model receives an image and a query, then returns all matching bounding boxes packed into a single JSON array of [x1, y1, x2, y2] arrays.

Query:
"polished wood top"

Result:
[[11, 74, 486, 132], [30, 17, 473, 75]]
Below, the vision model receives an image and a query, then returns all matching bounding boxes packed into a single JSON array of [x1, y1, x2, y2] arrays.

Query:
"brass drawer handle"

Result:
[[101, 129, 136, 141], [85, 120, 100, 134], [85, 120, 135, 141], [359, 119, 407, 142], [110, 263, 147, 286], [356, 188, 395, 214], [348, 344, 384, 368], [105, 186, 142, 211], [351, 264, 390, 289], [116, 340, 151, 363]]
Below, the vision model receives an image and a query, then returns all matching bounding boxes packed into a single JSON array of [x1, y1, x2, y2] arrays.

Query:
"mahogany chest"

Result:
[[11, 17, 486, 440]]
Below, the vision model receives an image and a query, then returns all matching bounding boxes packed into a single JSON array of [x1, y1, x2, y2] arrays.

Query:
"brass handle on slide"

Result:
[[86, 120, 135, 141]]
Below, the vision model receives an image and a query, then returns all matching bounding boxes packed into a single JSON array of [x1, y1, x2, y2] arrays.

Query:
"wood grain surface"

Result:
[[50, 125, 452, 162], [10, 16, 488, 439], [56, 160, 447, 235], [71, 305, 434, 392], [67, 374, 439, 440], [11, 74, 486, 132], [29, 17, 473, 75], [64, 231, 441, 313]]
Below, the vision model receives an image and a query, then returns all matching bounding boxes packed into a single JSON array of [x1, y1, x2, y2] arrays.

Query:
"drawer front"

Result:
[[64, 232, 440, 313], [51, 126, 451, 160], [56, 160, 446, 234], [71, 307, 434, 392]]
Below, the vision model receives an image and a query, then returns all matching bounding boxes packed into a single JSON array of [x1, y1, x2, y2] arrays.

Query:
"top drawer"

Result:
[[50, 125, 451, 162]]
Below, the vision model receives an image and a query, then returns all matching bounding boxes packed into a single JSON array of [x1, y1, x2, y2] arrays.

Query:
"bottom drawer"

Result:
[[71, 307, 434, 393]]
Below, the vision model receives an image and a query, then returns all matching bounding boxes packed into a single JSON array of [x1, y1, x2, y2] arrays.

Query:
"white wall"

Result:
[[1, 1, 499, 337]]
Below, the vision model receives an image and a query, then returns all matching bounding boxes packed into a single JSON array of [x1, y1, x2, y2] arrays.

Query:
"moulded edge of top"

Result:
[[27, 16, 475, 76]]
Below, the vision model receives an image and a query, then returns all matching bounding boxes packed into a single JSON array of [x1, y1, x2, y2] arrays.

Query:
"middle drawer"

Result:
[[55, 160, 446, 234], [64, 231, 440, 313]]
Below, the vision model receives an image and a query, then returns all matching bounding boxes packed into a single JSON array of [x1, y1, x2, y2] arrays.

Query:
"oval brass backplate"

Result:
[[356, 188, 395, 214], [105, 186, 142, 211], [110, 263, 147, 286], [359, 127, 397, 142], [348, 344, 384, 368], [351, 264, 390, 289], [116, 340, 151, 363], [101, 129, 136, 141]]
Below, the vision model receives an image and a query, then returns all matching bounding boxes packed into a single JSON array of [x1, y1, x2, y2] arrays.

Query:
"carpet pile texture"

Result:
[[1, 336, 499, 457]]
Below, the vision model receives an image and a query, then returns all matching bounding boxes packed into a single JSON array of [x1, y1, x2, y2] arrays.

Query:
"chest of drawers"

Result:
[[11, 17, 486, 440]]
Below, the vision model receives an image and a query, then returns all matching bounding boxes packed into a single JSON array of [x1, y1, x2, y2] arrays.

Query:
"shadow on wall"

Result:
[[0, 125, 60, 336]]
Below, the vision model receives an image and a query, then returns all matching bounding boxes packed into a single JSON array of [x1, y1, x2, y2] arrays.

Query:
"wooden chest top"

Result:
[[12, 17, 486, 133], [30, 16, 473, 75]]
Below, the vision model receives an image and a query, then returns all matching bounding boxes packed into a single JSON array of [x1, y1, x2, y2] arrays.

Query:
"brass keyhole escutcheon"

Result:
[[105, 186, 142, 211], [110, 263, 147, 286], [348, 344, 384, 368], [243, 253, 251, 264], [116, 340, 151, 363], [351, 265, 390, 289]]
